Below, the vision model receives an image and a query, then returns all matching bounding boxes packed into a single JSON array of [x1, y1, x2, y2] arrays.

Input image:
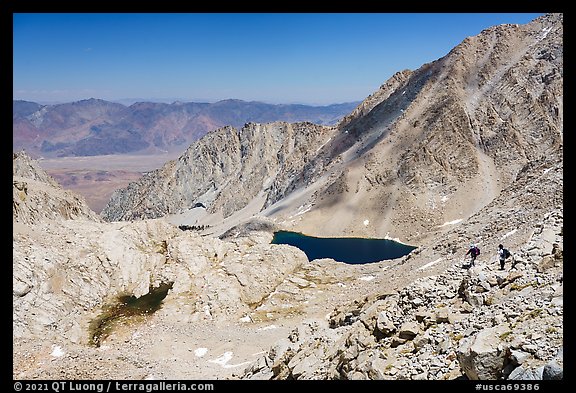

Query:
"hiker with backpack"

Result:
[[465, 244, 480, 267], [498, 244, 511, 270]]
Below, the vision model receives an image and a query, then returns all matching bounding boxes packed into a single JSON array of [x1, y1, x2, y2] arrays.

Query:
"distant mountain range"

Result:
[[13, 98, 360, 157]]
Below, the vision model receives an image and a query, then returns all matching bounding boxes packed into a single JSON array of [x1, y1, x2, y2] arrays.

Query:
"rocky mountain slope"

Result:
[[101, 121, 336, 221], [13, 152, 101, 224], [13, 152, 389, 379], [13, 99, 358, 157], [242, 153, 563, 380], [13, 149, 563, 381], [101, 14, 562, 248], [14, 13, 562, 381]]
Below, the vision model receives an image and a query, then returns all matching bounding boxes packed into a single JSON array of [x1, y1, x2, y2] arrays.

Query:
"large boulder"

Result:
[[398, 321, 421, 340], [376, 312, 397, 336], [543, 347, 563, 380], [508, 365, 544, 380], [457, 324, 511, 380]]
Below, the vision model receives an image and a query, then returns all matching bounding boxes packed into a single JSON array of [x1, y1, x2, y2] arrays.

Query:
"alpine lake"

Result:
[[271, 230, 416, 264]]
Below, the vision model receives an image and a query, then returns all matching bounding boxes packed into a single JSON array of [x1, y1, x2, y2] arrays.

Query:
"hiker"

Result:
[[465, 244, 480, 267], [498, 244, 511, 270]]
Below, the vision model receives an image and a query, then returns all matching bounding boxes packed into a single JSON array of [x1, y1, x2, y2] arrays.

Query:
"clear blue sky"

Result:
[[13, 13, 543, 105]]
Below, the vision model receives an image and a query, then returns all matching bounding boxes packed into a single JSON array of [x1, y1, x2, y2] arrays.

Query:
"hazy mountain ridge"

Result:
[[13, 98, 359, 157]]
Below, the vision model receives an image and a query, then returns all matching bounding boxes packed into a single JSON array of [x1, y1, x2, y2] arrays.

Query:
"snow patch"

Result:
[[384, 233, 401, 242], [203, 305, 211, 317], [194, 348, 208, 357], [289, 204, 312, 219], [438, 219, 463, 227], [315, 137, 332, 153], [441, 195, 449, 203], [418, 258, 442, 271], [50, 345, 65, 358], [209, 352, 233, 366], [337, 282, 346, 287], [501, 229, 517, 240], [239, 315, 252, 323], [208, 351, 252, 369], [258, 325, 278, 331], [383, 233, 413, 246], [363, 219, 370, 226], [294, 207, 311, 217], [539, 26, 552, 40], [359, 275, 375, 282]]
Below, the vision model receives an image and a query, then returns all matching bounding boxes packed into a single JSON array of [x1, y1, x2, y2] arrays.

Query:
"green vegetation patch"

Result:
[[89, 282, 173, 347]]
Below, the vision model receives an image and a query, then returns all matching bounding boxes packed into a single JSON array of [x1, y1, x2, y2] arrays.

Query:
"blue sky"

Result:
[[13, 13, 543, 105]]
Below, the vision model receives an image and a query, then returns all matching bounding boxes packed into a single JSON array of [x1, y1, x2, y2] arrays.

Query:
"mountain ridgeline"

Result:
[[13, 99, 359, 157], [102, 121, 334, 221], [101, 14, 562, 245]]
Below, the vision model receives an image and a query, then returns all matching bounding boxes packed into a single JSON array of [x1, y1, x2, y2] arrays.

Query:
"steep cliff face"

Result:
[[338, 69, 413, 129], [101, 121, 335, 221], [101, 14, 562, 246]]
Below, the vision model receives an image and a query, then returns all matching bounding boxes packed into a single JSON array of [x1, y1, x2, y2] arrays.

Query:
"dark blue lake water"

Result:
[[271, 230, 416, 264]]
